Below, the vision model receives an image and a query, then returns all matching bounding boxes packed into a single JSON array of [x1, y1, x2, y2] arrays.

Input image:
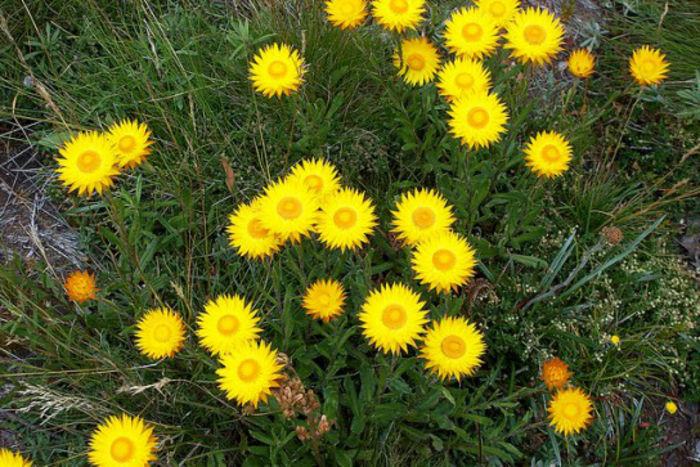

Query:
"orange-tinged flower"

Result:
[[64, 270, 98, 304], [541, 357, 572, 391]]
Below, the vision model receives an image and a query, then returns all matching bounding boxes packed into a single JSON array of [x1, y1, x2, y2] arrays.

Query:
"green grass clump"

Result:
[[1, 0, 698, 465]]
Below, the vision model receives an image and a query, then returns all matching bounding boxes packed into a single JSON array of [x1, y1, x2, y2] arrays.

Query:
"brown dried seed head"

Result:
[[601, 226, 623, 246]]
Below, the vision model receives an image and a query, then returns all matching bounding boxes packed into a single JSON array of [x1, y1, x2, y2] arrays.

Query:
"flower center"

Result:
[[441, 335, 466, 359], [389, 0, 408, 13], [333, 207, 357, 230], [340, 2, 355, 14], [524, 24, 546, 45], [268, 60, 288, 78], [304, 174, 323, 193], [153, 324, 172, 342], [77, 151, 101, 173], [217, 315, 239, 335], [541, 144, 561, 162], [118, 135, 136, 152], [432, 249, 457, 271], [412, 207, 435, 229], [641, 59, 656, 73], [237, 358, 260, 382], [277, 197, 303, 219], [406, 53, 425, 71], [564, 403, 580, 418], [317, 292, 331, 306], [110, 437, 135, 462], [489, 1, 506, 17], [455, 72, 475, 89], [462, 23, 483, 41], [247, 218, 270, 239], [467, 107, 489, 129], [382, 304, 407, 329]]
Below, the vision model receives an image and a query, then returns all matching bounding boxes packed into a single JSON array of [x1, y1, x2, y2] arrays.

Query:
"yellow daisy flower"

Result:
[[56, 131, 119, 196], [567, 48, 595, 79], [358, 283, 428, 355], [390, 188, 455, 247], [216, 339, 284, 407], [541, 357, 573, 391], [629, 45, 670, 86], [249, 43, 305, 98], [325, 0, 368, 29], [302, 278, 346, 322], [547, 387, 594, 436], [474, 0, 520, 28], [420, 316, 486, 381], [196, 294, 262, 357], [316, 187, 377, 251], [0, 449, 32, 467], [436, 57, 492, 101], [134, 307, 187, 359], [287, 158, 342, 200], [504, 7, 564, 65], [411, 230, 476, 294], [394, 37, 441, 86], [371, 0, 426, 33], [447, 90, 509, 149], [444, 7, 500, 59], [258, 178, 320, 243], [107, 119, 153, 169], [88, 413, 158, 466], [524, 130, 572, 178], [610, 334, 621, 346], [226, 201, 282, 260], [64, 270, 98, 304]]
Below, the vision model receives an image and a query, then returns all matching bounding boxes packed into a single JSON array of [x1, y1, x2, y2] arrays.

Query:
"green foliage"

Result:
[[1, 0, 697, 465]]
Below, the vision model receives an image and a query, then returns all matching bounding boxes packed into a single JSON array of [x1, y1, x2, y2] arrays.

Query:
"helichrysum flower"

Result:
[[629, 45, 669, 86], [541, 357, 573, 391], [394, 37, 441, 86], [504, 7, 564, 65], [196, 294, 262, 356], [665, 401, 678, 414], [56, 131, 119, 196], [302, 278, 346, 322], [420, 316, 486, 381], [88, 414, 157, 466], [547, 387, 594, 436], [390, 188, 455, 247], [216, 339, 284, 407], [287, 158, 342, 201], [316, 187, 377, 251], [64, 270, 98, 304], [411, 230, 477, 294], [249, 43, 305, 98], [325, 0, 368, 29], [567, 49, 595, 79], [0, 449, 32, 467], [436, 57, 492, 101], [134, 307, 187, 359], [474, 0, 520, 28], [444, 7, 500, 59], [226, 201, 282, 260], [447, 90, 509, 149], [371, 0, 426, 33], [258, 178, 320, 243], [358, 283, 428, 354], [107, 119, 153, 169], [524, 130, 573, 178]]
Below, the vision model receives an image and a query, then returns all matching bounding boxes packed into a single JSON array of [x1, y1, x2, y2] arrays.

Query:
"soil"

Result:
[[0, 124, 84, 270]]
